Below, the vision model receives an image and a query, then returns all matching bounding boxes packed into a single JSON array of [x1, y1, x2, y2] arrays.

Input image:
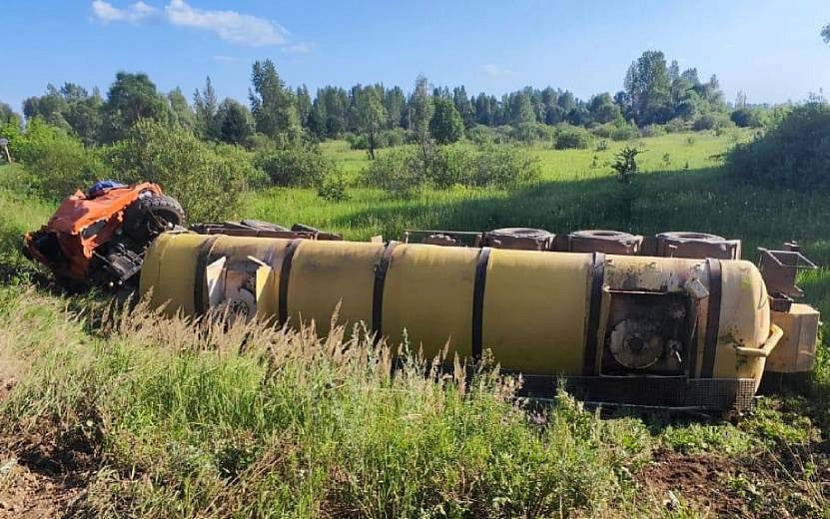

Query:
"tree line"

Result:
[[0, 49, 743, 153]]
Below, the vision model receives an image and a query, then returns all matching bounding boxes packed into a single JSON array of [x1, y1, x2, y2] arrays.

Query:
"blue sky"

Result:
[[3, 1, 830, 112]]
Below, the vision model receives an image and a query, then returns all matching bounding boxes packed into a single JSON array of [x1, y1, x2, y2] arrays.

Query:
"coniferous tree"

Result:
[[452, 86, 476, 129], [249, 59, 299, 139], [430, 97, 464, 144], [193, 76, 219, 139]]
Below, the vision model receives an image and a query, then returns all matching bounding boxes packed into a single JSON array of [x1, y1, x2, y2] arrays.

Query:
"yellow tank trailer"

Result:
[[140, 232, 819, 412]]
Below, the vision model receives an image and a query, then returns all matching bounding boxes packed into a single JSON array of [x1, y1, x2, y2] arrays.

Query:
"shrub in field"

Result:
[[317, 172, 350, 202], [730, 108, 769, 129], [592, 121, 640, 141], [244, 132, 278, 153], [429, 143, 475, 187], [106, 120, 250, 221], [692, 111, 733, 132], [664, 118, 689, 133], [255, 144, 338, 188], [346, 128, 413, 151], [0, 118, 106, 199], [471, 144, 541, 187], [364, 144, 541, 196], [345, 132, 368, 150], [610, 125, 639, 141], [725, 102, 830, 191], [466, 124, 497, 146], [639, 124, 666, 138], [511, 122, 557, 144], [612, 146, 641, 184], [362, 146, 425, 197], [554, 125, 593, 149]]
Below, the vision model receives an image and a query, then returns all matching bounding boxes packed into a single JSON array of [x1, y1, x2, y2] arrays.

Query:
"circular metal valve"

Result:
[[609, 319, 664, 369]]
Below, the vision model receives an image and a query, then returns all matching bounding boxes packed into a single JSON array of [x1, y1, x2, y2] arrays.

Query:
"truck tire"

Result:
[[123, 194, 186, 243]]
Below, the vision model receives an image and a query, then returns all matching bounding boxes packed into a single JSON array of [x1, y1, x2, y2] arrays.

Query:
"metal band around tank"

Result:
[[583, 252, 606, 376], [277, 239, 303, 326], [471, 247, 493, 359], [701, 258, 723, 378], [371, 241, 398, 342], [193, 235, 221, 316]]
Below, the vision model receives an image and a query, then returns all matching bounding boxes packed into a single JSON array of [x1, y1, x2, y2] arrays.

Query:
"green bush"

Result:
[[106, 120, 250, 222], [592, 121, 640, 142], [639, 124, 666, 138], [316, 174, 350, 202], [554, 126, 593, 149], [244, 132, 278, 153], [730, 108, 769, 128], [725, 102, 830, 191], [255, 144, 336, 188], [347, 128, 414, 151], [471, 144, 541, 187], [692, 112, 733, 132], [610, 123, 639, 141], [429, 143, 475, 187], [362, 146, 425, 198], [512, 122, 557, 144], [664, 118, 689, 133], [0, 118, 106, 199], [363, 143, 541, 197], [466, 125, 494, 146], [591, 123, 614, 139]]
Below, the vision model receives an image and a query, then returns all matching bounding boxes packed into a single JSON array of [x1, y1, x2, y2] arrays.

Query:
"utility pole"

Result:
[[0, 138, 11, 164]]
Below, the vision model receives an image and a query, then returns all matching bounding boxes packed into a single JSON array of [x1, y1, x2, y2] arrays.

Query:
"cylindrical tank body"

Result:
[[140, 233, 779, 408]]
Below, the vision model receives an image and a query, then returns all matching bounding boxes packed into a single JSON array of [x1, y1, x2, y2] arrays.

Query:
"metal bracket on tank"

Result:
[[758, 244, 817, 311], [202, 255, 265, 323]]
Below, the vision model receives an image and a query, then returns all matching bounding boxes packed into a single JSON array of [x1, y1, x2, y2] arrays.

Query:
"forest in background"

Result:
[[1, 49, 777, 153]]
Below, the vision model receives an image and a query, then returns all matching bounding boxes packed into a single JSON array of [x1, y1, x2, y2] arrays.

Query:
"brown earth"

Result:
[[0, 363, 90, 518], [640, 447, 829, 518], [640, 450, 748, 516]]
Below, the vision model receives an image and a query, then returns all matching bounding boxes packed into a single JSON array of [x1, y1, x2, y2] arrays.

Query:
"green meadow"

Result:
[[1, 130, 829, 516]]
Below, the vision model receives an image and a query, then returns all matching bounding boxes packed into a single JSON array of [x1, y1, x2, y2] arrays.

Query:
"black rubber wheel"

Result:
[[123, 193, 186, 243]]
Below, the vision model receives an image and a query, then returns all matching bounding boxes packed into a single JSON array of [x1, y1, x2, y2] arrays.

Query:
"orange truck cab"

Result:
[[24, 181, 184, 288]]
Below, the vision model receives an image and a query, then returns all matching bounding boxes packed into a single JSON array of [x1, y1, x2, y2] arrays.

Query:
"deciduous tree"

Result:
[[355, 87, 386, 159], [624, 51, 671, 125], [168, 87, 195, 131], [102, 72, 169, 142]]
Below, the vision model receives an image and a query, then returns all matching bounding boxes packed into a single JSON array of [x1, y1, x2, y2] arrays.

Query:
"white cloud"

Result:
[[165, 0, 287, 47], [483, 64, 511, 78], [284, 42, 312, 54], [213, 55, 238, 63], [91, 1, 307, 50], [92, 1, 158, 24]]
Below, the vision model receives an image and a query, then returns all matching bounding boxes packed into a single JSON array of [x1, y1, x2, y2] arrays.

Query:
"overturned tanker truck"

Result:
[[139, 225, 821, 413], [23, 183, 821, 412]]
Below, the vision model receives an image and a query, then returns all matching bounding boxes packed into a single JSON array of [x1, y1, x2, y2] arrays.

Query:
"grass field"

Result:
[[0, 131, 829, 516], [252, 132, 830, 262]]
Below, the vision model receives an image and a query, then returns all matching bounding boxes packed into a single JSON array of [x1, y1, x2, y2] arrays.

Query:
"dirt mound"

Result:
[[640, 450, 746, 515], [640, 447, 829, 517]]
